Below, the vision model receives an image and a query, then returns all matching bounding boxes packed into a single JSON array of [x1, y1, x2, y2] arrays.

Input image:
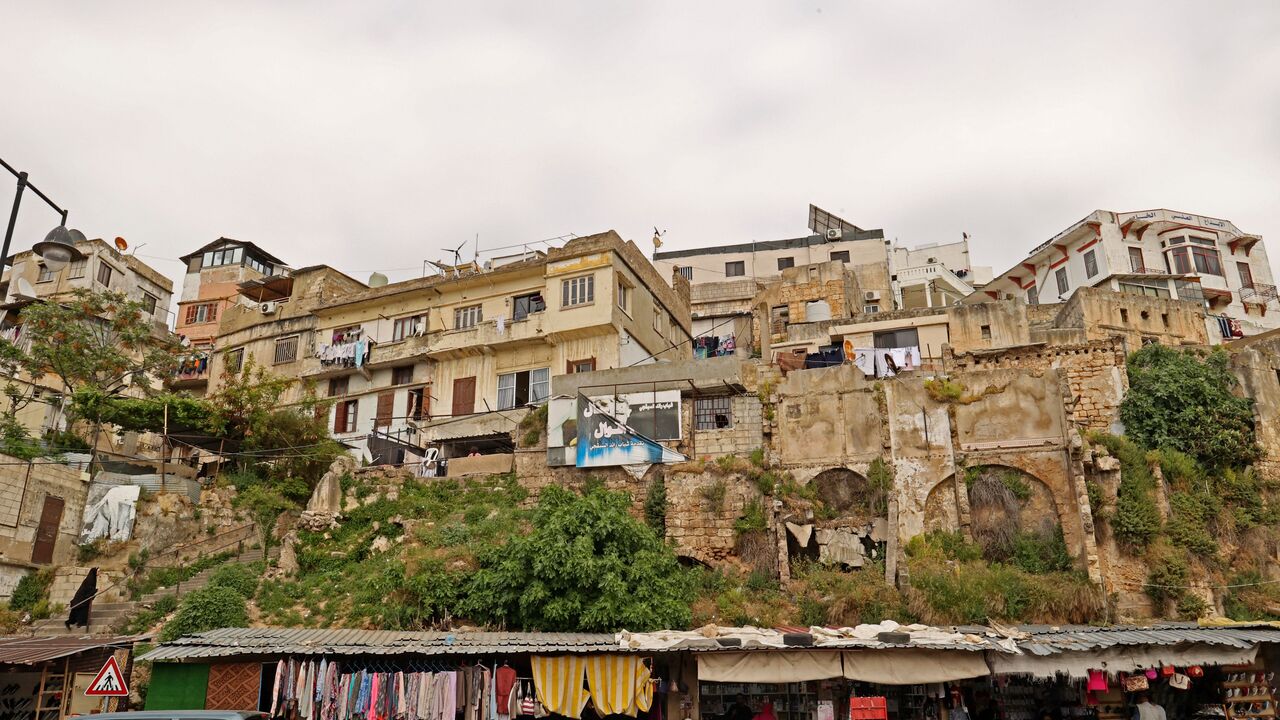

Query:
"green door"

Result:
[[146, 663, 210, 710]]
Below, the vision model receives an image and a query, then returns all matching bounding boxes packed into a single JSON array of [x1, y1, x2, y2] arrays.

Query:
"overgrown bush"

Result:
[[1120, 345, 1259, 469], [1145, 545, 1190, 608], [1093, 434, 1161, 549], [8, 569, 53, 613], [1010, 527, 1073, 574], [734, 500, 767, 535], [701, 480, 727, 512], [207, 563, 260, 599], [643, 476, 667, 533], [159, 586, 249, 641]]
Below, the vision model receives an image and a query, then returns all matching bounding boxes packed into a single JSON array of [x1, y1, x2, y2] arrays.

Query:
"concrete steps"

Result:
[[139, 547, 267, 604]]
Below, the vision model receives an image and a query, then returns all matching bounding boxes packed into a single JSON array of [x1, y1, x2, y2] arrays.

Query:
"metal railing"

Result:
[[147, 521, 257, 568], [1241, 283, 1279, 305]]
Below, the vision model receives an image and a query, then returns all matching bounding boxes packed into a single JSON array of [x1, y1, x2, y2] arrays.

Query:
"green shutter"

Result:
[[146, 663, 210, 710]]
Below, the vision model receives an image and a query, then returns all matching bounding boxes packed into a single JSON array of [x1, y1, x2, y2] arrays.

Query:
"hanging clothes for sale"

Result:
[[531, 656, 591, 720]]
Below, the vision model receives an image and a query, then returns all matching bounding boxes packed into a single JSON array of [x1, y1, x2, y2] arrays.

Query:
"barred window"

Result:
[[695, 397, 733, 430], [274, 336, 299, 364], [225, 348, 244, 374]]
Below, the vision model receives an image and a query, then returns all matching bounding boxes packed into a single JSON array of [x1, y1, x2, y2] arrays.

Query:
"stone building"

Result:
[[0, 453, 88, 598]]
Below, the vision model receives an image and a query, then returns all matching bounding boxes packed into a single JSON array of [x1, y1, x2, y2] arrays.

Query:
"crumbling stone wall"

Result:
[[751, 261, 858, 347], [944, 338, 1128, 432], [1230, 330, 1280, 485]]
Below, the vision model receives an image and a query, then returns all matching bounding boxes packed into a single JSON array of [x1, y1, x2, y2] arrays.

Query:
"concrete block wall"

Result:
[[0, 455, 88, 568], [692, 396, 763, 458]]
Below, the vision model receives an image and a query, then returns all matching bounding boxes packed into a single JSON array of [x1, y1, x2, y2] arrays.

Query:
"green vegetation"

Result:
[[643, 475, 667, 532], [701, 479, 727, 512], [159, 586, 249, 641], [207, 562, 262, 599], [903, 531, 1104, 625], [1144, 544, 1191, 611], [9, 568, 53, 615], [234, 483, 296, 551], [122, 595, 179, 635], [261, 477, 693, 632], [1120, 345, 1259, 469], [1092, 434, 1161, 549], [128, 551, 236, 599], [517, 404, 548, 448], [734, 500, 767, 535], [793, 561, 907, 627]]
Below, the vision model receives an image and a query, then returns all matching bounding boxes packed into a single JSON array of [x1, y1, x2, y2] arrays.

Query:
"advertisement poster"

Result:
[[575, 395, 685, 468], [584, 390, 681, 441]]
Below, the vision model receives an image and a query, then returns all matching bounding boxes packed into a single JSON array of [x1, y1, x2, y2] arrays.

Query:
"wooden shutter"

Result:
[[31, 495, 64, 564], [375, 392, 394, 428], [333, 400, 348, 434], [452, 377, 476, 416]]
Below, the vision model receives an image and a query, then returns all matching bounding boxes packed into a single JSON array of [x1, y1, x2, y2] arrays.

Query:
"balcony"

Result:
[[1241, 283, 1279, 306], [895, 263, 974, 308], [424, 312, 553, 360]]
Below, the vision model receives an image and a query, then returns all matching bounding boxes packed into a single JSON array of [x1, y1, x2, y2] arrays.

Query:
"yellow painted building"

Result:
[[280, 230, 692, 462]]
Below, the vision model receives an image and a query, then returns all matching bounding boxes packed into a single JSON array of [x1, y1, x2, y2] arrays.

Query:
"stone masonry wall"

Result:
[[692, 396, 764, 458], [944, 338, 1128, 432], [0, 455, 88, 573]]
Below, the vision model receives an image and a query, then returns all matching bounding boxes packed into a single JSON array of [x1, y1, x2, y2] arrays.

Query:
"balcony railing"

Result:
[[1241, 283, 1279, 305]]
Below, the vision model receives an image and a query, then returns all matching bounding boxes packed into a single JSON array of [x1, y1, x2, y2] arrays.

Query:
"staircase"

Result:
[[28, 545, 274, 635]]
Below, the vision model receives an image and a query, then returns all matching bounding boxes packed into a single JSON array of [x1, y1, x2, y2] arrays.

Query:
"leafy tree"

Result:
[[159, 585, 248, 641], [1119, 345, 1259, 469], [463, 485, 695, 631]]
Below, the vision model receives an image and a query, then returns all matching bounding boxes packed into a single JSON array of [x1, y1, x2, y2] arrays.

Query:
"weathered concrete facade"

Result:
[[0, 455, 88, 599]]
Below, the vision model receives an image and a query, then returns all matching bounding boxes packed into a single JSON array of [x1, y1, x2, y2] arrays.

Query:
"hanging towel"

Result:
[[531, 656, 591, 720], [586, 655, 644, 716]]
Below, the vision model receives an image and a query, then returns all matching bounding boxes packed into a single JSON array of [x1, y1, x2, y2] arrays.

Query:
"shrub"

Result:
[[734, 500, 767, 535], [159, 586, 249, 641], [1145, 546, 1190, 608], [749, 448, 766, 467], [701, 480, 727, 512], [1093, 434, 1161, 549], [1120, 345, 1259, 469], [1165, 491, 1219, 558], [9, 569, 53, 613], [1010, 527, 1073, 575], [207, 563, 260, 599], [643, 476, 667, 533]]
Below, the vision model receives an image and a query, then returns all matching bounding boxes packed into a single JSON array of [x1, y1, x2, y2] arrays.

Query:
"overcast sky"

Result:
[[4, 2, 1279, 293]]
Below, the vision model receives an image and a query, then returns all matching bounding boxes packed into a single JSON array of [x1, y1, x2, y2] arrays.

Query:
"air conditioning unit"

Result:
[[864, 290, 881, 302], [260, 301, 278, 314], [826, 228, 842, 240]]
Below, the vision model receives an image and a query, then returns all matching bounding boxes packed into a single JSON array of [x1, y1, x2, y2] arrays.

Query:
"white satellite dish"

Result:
[[14, 278, 37, 301]]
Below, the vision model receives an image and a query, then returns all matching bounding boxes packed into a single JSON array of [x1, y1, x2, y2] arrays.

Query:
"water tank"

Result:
[[368, 272, 389, 288], [805, 300, 832, 322]]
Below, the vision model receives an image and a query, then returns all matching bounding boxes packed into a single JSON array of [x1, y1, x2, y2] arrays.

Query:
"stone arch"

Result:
[[811, 467, 885, 520], [964, 464, 1061, 559], [924, 475, 962, 534]]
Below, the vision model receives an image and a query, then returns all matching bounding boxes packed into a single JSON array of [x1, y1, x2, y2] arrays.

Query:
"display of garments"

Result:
[[847, 346, 875, 377], [531, 656, 591, 720], [496, 666, 517, 720]]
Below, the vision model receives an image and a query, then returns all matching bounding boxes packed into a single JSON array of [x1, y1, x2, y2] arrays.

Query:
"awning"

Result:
[[843, 650, 990, 684], [696, 651, 843, 683], [420, 408, 528, 443], [989, 644, 1258, 678], [0, 635, 140, 665]]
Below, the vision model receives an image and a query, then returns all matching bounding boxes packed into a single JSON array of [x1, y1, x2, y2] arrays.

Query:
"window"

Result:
[[513, 292, 545, 321], [777, 257, 795, 271], [1026, 285, 1039, 305], [202, 246, 244, 268], [568, 358, 596, 374], [36, 264, 56, 283], [561, 275, 594, 307], [1119, 282, 1172, 299], [980, 325, 992, 340], [1191, 246, 1223, 276], [1167, 236, 1186, 245], [1120, 308, 1129, 323], [391, 315, 423, 341], [1055, 267, 1069, 295], [695, 397, 733, 430], [246, 255, 273, 276], [334, 399, 358, 433], [874, 328, 920, 349], [273, 336, 299, 364], [392, 366, 414, 385], [68, 259, 87, 278], [616, 274, 632, 312], [225, 348, 244, 374], [141, 292, 158, 315], [863, 304, 880, 314], [830, 250, 850, 263], [96, 262, 114, 287], [1238, 262, 1255, 289], [1161, 313, 1169, 328], [1189, 235, 1217, 247], [1129, 247, 1146, 273], [184, 302, 218, 325], [724, 261, 745, 277], [653, 309, 665, 335], [1084, 249, 1098, 278], [1167, 247, 1192, 274], [407, 387, 427, 421], [497, 368, 550, 410], [454, 305, 482, 329], [328, 376, 349, 397], [676, 266, 693, 281], [769, 305, 790, 335]]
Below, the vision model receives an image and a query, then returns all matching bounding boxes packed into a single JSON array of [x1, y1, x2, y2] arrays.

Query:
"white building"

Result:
[[975, 209, 1279, 339]]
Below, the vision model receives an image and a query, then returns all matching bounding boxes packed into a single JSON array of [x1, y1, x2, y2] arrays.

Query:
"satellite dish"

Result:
[[114, 237, 128, 251], [368, 272, 388, 288], [14, 278, 37, 301]]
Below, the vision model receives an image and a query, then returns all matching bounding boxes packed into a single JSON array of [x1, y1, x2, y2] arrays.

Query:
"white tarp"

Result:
[[79, 483, 141, 544], [988, 644, 1260, 678], [843, 650, 990, 684], [697, 651, 844, 682]]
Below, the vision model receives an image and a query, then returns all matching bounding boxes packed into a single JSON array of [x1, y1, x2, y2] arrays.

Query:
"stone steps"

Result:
[[139, 547, 267, 604]]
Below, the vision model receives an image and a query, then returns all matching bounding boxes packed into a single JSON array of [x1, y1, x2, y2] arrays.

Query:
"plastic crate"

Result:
[[850, 697, 888, 720]]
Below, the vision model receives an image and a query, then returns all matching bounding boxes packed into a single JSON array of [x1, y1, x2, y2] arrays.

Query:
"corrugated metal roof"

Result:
[[0, 635, 140, 665], [140, 629, 624, 661], [1011, 623, 1280, 656]]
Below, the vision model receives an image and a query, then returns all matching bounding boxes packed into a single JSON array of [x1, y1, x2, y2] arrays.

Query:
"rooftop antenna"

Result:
[[448, 241, 466, 277], [473, 232, 479, 264]]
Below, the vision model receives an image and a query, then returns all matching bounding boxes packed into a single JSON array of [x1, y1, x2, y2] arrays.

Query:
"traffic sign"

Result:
[[85, 656, 128, 697]]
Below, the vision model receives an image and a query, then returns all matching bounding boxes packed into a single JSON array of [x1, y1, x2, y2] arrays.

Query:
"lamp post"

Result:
[[0, 156, 85, 270]]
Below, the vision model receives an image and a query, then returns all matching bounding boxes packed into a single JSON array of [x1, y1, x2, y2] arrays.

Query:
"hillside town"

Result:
[[2, 198, 1280, 720]]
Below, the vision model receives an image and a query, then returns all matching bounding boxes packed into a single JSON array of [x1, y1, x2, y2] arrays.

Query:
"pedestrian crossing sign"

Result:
[[85, 656, 128, 697]]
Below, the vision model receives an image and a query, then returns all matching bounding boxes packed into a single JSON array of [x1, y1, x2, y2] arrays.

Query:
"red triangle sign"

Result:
[[85, 656, 129, 697]]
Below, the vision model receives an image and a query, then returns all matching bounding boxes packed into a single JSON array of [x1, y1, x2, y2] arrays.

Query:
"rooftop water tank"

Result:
[[805, 300, 832, 322]]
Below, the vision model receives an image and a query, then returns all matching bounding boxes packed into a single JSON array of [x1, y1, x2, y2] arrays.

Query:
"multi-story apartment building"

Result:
[[173, 238, 289, 394], [654, 205, 986, 344], [977, 209, 1279, 339], [0, 237, 175, 441], [265, 230, 694, 464], [203, 266, 369, 401]]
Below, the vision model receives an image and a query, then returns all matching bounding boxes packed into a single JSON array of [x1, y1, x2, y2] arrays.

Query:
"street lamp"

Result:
[[1, 156, 86, 271]]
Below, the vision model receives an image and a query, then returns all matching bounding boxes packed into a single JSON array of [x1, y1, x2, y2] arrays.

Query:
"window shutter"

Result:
[[333, 400, 348, 433], [376, 392, 394, 428]]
